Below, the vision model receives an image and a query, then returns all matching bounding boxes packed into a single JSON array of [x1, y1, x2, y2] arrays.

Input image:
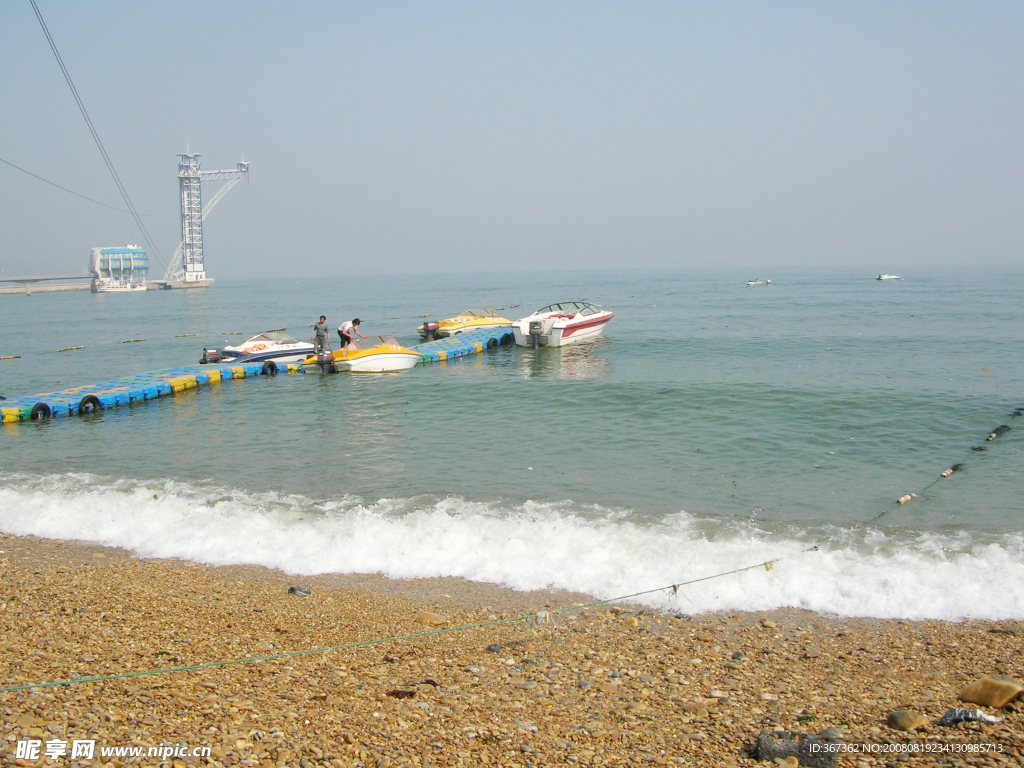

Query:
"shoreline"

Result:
[[1, 533, 1022, 767]]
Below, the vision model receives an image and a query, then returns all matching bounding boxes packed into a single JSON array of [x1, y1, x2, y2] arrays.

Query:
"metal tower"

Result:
[[162, 153, 249, 284]]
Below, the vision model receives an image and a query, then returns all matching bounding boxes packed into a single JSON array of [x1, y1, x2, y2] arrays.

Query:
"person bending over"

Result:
[[338, 318, 367, 349]]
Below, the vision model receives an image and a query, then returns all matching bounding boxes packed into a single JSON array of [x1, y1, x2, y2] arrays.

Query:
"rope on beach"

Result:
[[1, 405, 1019, 695]]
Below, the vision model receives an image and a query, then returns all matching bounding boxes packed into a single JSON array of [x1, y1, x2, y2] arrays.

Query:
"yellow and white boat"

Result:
[[302, 335, 421, 373], [417, 308, 512, 339]]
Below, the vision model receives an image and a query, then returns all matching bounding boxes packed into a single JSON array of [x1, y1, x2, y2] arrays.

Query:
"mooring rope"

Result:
[[0, 407, 1018, 694]]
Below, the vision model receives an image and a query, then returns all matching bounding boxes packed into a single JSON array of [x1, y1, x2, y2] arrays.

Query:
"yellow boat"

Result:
[[302, 335, 421, 373], [417, 308, 513, 339]]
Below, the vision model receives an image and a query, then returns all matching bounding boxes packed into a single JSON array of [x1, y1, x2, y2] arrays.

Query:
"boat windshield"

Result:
[[463, 308, 499, 318], [241, 331, 298, 345], [347, 335, 404, 351], [538, 301, 587, 314]]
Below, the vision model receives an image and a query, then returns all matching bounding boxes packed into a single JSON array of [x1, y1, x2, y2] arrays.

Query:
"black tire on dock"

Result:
[[262, 361, 279, 376], [30, 403, 51, 420], [78, 395, 102, 414], [487, 338, 498, 350], [500, 332, 514, 346]]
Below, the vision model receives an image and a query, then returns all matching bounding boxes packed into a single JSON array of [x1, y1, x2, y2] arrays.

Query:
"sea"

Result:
[[1, 268, 1022, 621]]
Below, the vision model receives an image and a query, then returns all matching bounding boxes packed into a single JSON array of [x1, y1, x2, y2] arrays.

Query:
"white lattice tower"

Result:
[[164, 153, 249, 283]]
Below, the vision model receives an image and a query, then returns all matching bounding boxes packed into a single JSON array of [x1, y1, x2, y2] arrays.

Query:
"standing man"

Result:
[[338, 318, 367, 349], [311, 315, 330, 356]]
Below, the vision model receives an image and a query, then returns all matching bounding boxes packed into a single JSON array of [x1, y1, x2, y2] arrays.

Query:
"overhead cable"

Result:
[[28, 0, 167, 270]]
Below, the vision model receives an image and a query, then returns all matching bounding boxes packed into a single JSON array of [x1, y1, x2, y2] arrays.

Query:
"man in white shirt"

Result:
[[338, 318, 367, 349]]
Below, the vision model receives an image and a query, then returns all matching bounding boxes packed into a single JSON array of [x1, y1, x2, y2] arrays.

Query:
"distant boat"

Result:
[[746, 279, 764, 286], [876, 274, 900, 280]]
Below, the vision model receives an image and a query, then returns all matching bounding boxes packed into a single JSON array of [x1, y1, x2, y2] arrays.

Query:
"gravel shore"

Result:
[[1, 533, 1022, 767]]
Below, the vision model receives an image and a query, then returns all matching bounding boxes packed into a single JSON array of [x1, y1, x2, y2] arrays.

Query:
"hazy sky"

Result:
[[2, 1, 1021, 279]]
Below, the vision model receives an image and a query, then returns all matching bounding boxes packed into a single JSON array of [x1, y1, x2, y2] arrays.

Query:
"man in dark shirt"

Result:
[[310, 315, 330, 356]]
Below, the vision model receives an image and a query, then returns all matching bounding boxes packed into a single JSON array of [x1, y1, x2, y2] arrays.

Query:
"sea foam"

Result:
[[0, 473, 1021, 621]]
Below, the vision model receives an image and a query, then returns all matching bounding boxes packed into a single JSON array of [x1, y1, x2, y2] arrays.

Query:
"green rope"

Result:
[[2, 409, 1018, 695]]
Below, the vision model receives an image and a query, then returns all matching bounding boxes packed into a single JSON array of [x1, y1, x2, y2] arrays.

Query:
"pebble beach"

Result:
[[1, 533, 1022, 768]]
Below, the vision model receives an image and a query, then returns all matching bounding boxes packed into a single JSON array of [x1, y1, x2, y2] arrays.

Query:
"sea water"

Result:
[[1, 268, 1021, 620]]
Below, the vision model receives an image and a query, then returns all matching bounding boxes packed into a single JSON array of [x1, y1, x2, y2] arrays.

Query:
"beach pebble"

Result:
[[959, 675, 1024, 708], [486, 643, 501, 653], [287, 586, 311, 597], [752, 731, 840, 768], [414, 611, 447, 626], [886, 711, 928, 731]]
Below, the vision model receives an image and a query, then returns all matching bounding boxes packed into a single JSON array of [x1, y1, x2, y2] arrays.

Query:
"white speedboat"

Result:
[[746, 279, 764, 286], [303, 335, 421, 373], [876, 274, 900, 280], [511, 301, 614, 348], [201, 330, 313, 365]]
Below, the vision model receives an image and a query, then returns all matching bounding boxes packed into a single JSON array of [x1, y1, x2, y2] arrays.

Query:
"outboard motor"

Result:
[[422, 321, 440, 341], [529, 320, 544, 348], [317, 351, 335, 374], [200, 348, 222, 364]]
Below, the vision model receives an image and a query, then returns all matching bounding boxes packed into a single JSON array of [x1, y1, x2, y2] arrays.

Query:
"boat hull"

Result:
[[336, 351, 421, 372], [221, 348, 313, 365], [512, 314, 612, 347], [433, 321, 512, 338]]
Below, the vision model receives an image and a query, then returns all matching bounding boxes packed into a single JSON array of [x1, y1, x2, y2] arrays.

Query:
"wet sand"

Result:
[[1, 533, 1022, 767]]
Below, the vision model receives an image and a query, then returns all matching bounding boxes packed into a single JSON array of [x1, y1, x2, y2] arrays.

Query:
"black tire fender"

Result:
[[30, 403, 51, 420], [78, 395, 102, 414], [261, 361, 279, 376]]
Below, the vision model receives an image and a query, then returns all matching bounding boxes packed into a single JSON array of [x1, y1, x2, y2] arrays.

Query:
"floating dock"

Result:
[[1, 327, 516, 424], [414, 327, 515, 363], [0, 361, 302, 423]]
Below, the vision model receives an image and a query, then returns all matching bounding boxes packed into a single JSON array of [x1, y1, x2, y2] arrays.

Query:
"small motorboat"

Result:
[[417, 308, 513, 340], [876, 274, 901, 280], [201, 330, 313, 365], [746, 279, 765, 286], [302, 335, 421, 373], [511, 301, 614, 348]]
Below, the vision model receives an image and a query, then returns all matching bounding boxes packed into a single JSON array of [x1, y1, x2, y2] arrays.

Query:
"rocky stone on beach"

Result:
[[486, 642, 501, 652], [886, 710, 929, 731], [749, 730, 840, 768], [287, 585, 311, 597], [958, 674, 1023, 708]]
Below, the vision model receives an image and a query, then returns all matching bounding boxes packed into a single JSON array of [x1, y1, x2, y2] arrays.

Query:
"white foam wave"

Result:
[[1, 473, 1022, 620]]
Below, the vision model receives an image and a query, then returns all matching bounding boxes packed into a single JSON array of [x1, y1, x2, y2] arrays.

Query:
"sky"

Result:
[[1, 1, 1021, 279]]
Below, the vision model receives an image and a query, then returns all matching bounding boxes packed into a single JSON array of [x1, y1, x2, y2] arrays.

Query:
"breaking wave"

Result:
[[1, 472, 1022, 621]]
